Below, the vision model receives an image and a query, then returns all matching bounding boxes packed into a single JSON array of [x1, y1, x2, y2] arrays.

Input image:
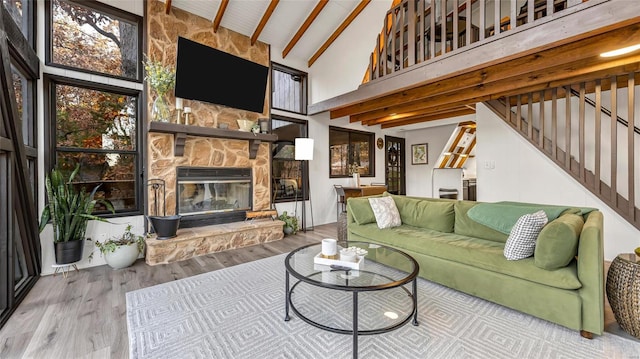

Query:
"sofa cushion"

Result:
[[368, 197, 401, 229], [389, 195, 455, 233], [348, 223, 581, 290], [535, 214, 584, 270], [504, 210, 548, 260], [347, 197, 376, 225], [454, 201, 509, 243]]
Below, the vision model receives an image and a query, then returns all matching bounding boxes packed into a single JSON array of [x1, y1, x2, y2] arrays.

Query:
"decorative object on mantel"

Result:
[[251, 123, 260, 134], [237, 119, 256, 132], [173, 97, 183, 124], [259, 118, 269, 133], [147, 178, 181, 240], [148, 122, 278, 158], [143, 57, 175, 122], [183, 106, 192, 125]]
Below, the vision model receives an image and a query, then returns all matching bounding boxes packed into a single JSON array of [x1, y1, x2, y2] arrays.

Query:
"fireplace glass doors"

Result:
[[177, 167, 252, 227]]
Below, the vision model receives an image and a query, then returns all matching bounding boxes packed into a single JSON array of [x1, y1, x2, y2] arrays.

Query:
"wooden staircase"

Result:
[[484, 73, 640, 230]]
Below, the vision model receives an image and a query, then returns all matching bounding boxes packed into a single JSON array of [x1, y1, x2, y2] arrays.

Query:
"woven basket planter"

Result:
[[606, 254, 640, 339], [337, 211, 348, 242]]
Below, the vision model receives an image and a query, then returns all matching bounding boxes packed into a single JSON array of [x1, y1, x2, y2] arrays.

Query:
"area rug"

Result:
[[126, 254, 640, 359]]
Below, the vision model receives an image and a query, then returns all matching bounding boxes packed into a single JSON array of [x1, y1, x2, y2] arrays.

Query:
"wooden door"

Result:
[[384, 136, 406, 195]]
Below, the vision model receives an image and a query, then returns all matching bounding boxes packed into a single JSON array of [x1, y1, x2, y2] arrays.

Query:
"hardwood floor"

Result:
[[0, 222, 629, 358], [0, 224, 334, 359]]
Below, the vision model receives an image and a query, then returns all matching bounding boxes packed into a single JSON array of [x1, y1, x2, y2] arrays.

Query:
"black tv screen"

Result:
[[175, 37, 269, 113]]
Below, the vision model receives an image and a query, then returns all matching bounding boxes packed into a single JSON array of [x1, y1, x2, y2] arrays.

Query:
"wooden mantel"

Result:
[[149, 122, 278, 158]]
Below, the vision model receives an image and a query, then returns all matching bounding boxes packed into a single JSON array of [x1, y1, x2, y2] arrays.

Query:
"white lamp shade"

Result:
[[295, 138, 314, 161]]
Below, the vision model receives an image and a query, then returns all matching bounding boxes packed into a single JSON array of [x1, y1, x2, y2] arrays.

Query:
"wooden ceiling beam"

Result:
[[282, 0, 328, 59], [330, 23, 640, 119], [165, 0, 172, 14], [351, 52, 640, 124], [365, 106, 471, 126], [381, 108, 476, 129], [213, 0, 229, 33], [251, 0, 280, 45], [352, 99, 477, 124], [308, 0, 371, 67]]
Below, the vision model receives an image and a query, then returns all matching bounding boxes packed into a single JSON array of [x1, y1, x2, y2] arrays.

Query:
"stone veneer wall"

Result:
[[147, 0, 271, 215]]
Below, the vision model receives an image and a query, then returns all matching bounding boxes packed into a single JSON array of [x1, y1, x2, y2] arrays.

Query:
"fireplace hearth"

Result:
[[177, 167, 252, 228]]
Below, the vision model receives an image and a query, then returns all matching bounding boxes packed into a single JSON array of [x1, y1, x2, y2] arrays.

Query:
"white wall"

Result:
[[308, 0, 393, 104], [476, 103, 640, 260]]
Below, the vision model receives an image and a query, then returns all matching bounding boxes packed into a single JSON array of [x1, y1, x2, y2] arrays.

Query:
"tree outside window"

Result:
[[271, 116, 308, 203], [329, 126, 375, 177]]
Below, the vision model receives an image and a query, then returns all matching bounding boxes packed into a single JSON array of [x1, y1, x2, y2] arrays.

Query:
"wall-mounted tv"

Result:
[[175, 37, 269, 113]]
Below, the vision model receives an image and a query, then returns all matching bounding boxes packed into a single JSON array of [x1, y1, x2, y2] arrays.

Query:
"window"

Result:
[[329, 126, 375, 177], [271, 116, 308, 202], [272, 63, 307, 115], [46, 77, 141, 214], [3, 0, 34, 46], [46, 0, 142, 81]]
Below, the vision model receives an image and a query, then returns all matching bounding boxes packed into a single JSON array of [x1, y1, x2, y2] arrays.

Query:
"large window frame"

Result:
[[271, 63, 307, 115], [270, 115, 309, 203], [45, 0, 143, 82], [329, 126, 375, 178], [44, 75, 143, 216]]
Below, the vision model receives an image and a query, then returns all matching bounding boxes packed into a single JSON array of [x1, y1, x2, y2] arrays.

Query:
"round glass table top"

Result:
[[285, 241, 418, 290]]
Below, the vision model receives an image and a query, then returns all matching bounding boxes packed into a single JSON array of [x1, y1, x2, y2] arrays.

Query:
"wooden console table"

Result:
[[342, 185, 387, 201]]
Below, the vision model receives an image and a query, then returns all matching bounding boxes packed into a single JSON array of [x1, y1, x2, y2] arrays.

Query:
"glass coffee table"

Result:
[[284, 241, 419, 359]]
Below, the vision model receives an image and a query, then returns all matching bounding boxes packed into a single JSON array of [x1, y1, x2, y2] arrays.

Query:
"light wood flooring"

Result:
[[0, 222, 632, 358]]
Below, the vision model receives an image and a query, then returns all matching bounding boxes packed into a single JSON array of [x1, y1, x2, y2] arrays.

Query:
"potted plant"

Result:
[[278, 211, 298, 235], [90, 225, 145, 269], [39, 164, 114, 264]]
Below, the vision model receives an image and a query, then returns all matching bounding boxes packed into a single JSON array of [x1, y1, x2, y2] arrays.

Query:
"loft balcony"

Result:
[[310, 0, 640, 128]]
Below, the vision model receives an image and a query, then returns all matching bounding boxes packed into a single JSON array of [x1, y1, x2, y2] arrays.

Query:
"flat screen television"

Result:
[[175, 37, 269, 113]]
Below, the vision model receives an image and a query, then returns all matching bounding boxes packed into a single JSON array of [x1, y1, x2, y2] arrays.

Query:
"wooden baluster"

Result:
[[429, 0, 435, 59], [516, 94, 522, 132], [551, 88, 558, 160], [579, 82, 585, 181], [547, 0, 554, 16], [465, 0, 471, 45], [391, 8, 397, 73], [527, 0, 534, 24], [627, 73, 636, 219], [441, 0, 447, 53], [594, 80, 601, 195], [565, 86, 572, 170], [510, 0, 516, 31], [505, 96, 511, 124], [611, 76, 618, 206], [407, 0, 416, 66], [452, 0, 458, 50], [417, 0, 424, 63], [384, 11, 391, 75], [479, 0, 485, 41], [539, 90, 545, 150], [527, 93, 533, 140], [399, 2, 405, 69], [494, 0, 500, 36]]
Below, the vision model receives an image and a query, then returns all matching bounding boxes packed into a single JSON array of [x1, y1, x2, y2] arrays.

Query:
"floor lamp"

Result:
[[295, 138, 314, 232]]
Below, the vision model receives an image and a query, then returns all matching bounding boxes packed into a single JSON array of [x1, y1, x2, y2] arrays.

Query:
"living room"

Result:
[[1, 0, 640, 358]]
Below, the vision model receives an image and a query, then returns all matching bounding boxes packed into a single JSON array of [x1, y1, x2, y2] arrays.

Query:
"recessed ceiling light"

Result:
[[600, 44, 640, 58]]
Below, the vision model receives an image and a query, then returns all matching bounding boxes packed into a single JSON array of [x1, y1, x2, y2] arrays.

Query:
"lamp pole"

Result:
[[295, 138, 314, 232]]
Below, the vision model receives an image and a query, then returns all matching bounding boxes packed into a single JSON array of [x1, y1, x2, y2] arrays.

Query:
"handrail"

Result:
[[569, 88, 640, 135]]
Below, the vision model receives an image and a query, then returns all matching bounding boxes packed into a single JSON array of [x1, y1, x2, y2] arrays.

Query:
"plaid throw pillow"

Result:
[[503, 210, 548, 260]]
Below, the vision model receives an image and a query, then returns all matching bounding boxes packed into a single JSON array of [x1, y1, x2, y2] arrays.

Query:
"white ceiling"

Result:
[[163, 0, 363, 64]]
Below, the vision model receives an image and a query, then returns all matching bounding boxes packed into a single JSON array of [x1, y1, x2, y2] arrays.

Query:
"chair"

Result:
[[333, 185, 346, 222]]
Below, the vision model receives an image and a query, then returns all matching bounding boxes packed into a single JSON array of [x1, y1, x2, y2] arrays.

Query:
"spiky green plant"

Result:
[[39, 164, 114, 243]]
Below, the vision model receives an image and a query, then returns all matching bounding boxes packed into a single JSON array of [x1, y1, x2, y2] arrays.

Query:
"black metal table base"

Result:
[[284, 271, 419, 359]]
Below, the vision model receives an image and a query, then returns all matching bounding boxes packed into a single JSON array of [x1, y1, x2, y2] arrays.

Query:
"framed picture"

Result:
[[411, 143, 428, 165]]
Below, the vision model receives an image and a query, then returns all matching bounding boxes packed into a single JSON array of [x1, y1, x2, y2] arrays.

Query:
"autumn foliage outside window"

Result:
[[46, 0, 143, 214]]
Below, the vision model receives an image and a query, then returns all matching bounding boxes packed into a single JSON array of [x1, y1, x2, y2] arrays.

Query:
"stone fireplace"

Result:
[[177, 167, 252, 228], [144, 1, 283, 266]]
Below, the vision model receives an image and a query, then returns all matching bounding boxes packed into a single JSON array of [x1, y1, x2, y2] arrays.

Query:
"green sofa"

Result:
[[346, 193, 604, 337]]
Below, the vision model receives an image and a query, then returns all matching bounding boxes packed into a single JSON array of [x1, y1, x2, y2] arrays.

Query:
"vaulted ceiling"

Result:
[[161, 0, 380, 67]]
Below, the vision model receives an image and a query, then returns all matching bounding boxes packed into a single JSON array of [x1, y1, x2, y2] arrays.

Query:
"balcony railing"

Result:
[[365, 0, 584, 82]]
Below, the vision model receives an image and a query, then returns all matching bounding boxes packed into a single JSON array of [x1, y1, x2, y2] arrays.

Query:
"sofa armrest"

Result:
[[577, 210, 604, 335]]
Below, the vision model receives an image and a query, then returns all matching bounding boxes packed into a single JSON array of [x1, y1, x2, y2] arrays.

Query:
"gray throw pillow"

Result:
[[503, 210, 548, 260]]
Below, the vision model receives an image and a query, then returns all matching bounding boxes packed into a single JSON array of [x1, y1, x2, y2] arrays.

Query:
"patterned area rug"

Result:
[[126, 254, 640, 359]]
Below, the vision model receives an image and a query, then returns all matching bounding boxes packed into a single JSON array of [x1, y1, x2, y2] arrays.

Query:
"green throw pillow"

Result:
[[391, 195, 454, 233], [453, 201, 509, 243], [347, 197, 376, 225], [534, 213, 584, 270]]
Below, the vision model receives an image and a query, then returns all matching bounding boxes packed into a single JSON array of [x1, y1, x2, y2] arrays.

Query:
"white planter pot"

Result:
[[104, 244, 139, 269]]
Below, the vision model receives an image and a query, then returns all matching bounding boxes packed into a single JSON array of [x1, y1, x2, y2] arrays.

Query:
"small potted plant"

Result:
[[39, 164, 114, 264], [90, 225, 145, 269], [278, 211, 299, 235]]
